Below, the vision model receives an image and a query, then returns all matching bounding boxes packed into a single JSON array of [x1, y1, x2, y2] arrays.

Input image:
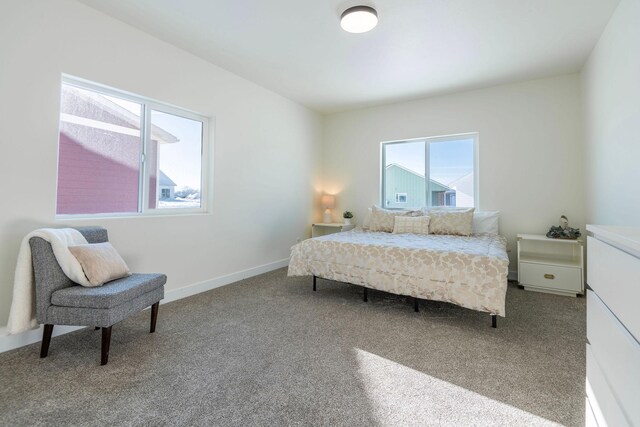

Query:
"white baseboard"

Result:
[[508, 270, 518, 282], [161, 258, 289, 304], [0, 258, 289, 354], [0, 325, 85, 354]]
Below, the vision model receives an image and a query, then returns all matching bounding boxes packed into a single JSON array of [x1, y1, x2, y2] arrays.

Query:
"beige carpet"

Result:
[[0, 268, 585, 426]]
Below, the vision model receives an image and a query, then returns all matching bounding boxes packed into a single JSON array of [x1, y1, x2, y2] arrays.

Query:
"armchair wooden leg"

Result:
[[101, 326, 112, 366], [40, 324, 54, 358], [150, 302, 159, 333]]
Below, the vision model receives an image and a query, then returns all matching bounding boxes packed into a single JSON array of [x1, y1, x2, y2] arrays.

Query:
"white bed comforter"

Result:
[[288, 230, 509, 316]]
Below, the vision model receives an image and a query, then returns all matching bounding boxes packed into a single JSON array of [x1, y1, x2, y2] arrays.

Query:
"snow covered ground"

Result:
[[158, 198, 201, 209]]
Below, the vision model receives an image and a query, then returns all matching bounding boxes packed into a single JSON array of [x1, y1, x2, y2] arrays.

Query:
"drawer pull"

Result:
[[544, 274, 555, 280]]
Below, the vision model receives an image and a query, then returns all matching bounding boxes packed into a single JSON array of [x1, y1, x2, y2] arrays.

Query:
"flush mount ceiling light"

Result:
[[340, 6, 378, 33]]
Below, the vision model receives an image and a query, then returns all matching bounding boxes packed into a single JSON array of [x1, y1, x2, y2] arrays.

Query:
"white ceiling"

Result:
[[78, 0, 620, 114]]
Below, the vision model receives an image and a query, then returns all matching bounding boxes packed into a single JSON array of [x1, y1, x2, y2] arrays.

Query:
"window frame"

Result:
[[56, 75, 212, 219], [380, 133, 479, 210]]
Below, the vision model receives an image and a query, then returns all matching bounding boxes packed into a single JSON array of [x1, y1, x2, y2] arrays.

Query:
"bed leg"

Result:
[[313, 275, 317, 292], [363, 286, 368, 302], [491, 315, 497, 328], [414, 297, 419, 312]]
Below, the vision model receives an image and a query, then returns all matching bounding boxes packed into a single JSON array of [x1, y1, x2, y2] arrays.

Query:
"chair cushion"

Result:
[[51, 273, 166, 309]]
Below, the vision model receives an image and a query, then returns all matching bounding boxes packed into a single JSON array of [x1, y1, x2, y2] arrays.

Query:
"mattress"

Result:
[[288, 229, 510, 316]]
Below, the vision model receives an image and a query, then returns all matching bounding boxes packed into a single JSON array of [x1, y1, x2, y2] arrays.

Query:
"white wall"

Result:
[[582, 0, 640, 226], [0, 0, 323, 326], [323, 75, 585, 271]]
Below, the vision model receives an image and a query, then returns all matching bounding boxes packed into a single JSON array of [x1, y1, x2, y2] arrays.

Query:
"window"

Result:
[[395, 193, 407, 203], [56, 76, 209, 216], [381, 134, 477, 209]]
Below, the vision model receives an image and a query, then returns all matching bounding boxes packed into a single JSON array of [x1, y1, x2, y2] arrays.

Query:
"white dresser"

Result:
[[585, 225, 640, 427]]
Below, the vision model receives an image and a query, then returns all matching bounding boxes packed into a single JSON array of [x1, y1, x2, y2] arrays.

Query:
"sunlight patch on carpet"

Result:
[[354, 348, 561, 426]]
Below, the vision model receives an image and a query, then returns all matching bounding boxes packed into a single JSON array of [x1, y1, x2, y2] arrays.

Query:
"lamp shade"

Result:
[[321, 195, 336, 209]]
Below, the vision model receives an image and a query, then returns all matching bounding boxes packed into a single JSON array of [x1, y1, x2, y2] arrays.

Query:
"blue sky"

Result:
[[107, 94, 203, 190], [151, 111, 203, 190], [385, 138, 473, 185]]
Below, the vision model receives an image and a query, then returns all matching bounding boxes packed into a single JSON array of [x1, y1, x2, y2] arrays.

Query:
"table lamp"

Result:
[[321, 195, 335, 224]]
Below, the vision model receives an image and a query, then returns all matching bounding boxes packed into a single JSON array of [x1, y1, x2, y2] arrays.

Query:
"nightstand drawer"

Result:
[[519, 262, 581, 293]]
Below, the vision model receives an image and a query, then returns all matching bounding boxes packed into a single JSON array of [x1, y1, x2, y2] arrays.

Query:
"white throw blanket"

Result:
[[7, 228, 92, 335]]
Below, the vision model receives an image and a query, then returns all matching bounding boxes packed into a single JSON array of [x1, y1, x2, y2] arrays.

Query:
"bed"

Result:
[[288, 229, 509, 327]]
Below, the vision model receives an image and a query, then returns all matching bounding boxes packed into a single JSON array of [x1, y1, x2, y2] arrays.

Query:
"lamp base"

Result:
[[323, 210, 332, 224]]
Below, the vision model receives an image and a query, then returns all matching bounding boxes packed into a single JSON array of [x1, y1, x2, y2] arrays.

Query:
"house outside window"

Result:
[[381, 134, 478, 209], [56, 76, 210, 217]]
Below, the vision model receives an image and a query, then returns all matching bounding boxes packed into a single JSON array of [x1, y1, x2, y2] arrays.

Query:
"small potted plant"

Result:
[[343, 211, 354, 225]]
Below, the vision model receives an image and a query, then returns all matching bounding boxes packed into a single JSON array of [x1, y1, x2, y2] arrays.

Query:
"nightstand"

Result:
[[517, 234, 584, 296], [311, 223, 355, 238]]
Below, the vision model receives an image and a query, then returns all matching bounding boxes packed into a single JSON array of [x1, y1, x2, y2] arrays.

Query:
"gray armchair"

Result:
[[31, 226, 166, 365]]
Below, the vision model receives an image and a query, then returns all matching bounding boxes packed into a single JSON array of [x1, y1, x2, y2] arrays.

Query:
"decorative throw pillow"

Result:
[[369, 205, 424, 233], [68, 242, 132, 287], [428, 208, 475, 236], [392, 215, 430, 235]]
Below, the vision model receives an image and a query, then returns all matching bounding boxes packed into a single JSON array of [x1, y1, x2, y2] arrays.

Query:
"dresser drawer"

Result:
[[587, 345, 629, 427], [588, 236, 640, 342], [585, 396, 598, 427], [519, 262, 581, 293], [587, 290, 640, 426]]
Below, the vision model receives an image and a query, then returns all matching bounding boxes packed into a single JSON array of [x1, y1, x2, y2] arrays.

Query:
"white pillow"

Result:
[[393, 216, 430, 235], [362, 208, 373, 230], [472, 211, 500, 235], [428, 207, 473, 212]]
